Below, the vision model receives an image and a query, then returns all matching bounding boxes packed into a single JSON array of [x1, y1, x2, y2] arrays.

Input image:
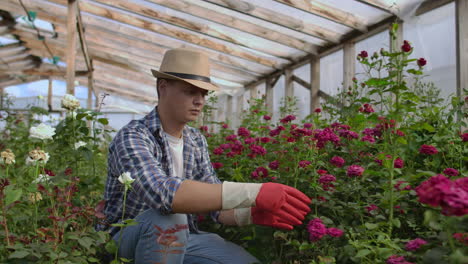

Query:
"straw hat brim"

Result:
[[151, 69, 219, 91]]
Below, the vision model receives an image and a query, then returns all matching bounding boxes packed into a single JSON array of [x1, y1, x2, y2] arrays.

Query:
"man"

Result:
[[98, 48, 311, 263]]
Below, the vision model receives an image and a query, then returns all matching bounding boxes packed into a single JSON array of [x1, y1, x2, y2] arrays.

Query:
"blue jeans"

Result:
[[112, 209, 260, 264]]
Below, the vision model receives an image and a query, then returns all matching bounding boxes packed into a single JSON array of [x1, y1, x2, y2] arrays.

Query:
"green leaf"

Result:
[[5, 186, 22, 206], [421, 123, 435, 132], [98, 118, 109, 125], [396, 137, 407, 145], [88, 257, 100, 262], [407, 69, 423, 75], [392, 218, 401, 228], [78, 237, 93, 250], [355, 249, 372, 258], [365, 222, 378, 230], [105, 239, 118, 254], [9, 250, 30, 259], [241, 236, 253, 241]]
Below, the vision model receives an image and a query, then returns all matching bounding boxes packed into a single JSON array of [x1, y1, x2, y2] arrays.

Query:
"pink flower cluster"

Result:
[[443, 168, 459, 177], [453, 233, 468, 245], [359, 103, 375, 113], [330, 156, 345, 167], [269, 125, 286, 137], [366, 204, 379, 213], [347, 165, 364, 177], [280, 115, 296, 124], [405, 238, 427, 251], [314, 128, 340, 148], [462, 132, 468, 142], [386, 255, 413, 264], [415, 174, 468, 216], [248, 144, 267, 158], [237, 127, 250, 137], [298, 160, 311, 168], [251, 166, 268, 179], [307, 218, 344, 242], [268, 160, 279, 170], [419, 144, 438, 155], [319, 174, 336, 191]]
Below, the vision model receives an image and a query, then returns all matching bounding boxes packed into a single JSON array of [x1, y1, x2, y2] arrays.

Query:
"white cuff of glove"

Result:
[[221, 181, 262, 210], [234, 208, 252, 226]]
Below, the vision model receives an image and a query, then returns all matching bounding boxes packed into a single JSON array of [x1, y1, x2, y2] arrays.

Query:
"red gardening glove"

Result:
[[255, 183, 311, 225], [252, 207, 299, 230]]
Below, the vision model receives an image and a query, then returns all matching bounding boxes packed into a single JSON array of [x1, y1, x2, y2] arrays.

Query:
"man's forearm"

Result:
[[172, 180, 222, 213]]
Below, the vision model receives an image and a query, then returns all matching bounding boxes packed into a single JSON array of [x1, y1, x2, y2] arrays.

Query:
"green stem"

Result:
[[388, 159, 395, 237], [115, 187, 128, 262], [33, 162, 40, 235]]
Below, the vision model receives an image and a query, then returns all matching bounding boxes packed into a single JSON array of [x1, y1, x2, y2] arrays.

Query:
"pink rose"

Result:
[[419, 144, 438, 155], [330, 156, 345, 167], [326, 227, 344, 237], [405, 238, 427, 251], [347, 165, 364, 177]]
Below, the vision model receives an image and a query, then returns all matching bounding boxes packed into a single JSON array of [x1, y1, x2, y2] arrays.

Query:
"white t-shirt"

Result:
[[164, 132, 184, 178]]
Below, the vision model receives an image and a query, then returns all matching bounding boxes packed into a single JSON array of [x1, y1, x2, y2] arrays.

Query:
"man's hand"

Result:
[[255, 183, 311, 219]]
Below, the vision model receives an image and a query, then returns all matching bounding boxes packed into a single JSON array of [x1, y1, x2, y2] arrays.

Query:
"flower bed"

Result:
[[200, 28, 467, 263]]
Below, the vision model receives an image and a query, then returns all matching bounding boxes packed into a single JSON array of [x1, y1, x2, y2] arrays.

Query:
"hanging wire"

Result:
[[17, 0, 61, 70]]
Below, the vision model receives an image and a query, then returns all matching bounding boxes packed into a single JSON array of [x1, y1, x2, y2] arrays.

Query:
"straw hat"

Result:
[[151, 48, 219, 91]]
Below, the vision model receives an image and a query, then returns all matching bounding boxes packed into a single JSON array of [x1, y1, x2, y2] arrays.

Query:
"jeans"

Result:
[[112, 209, 260, 264]]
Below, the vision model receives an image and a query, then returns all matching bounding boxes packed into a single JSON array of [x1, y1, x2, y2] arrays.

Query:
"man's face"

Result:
[[160, 80, 208, 123]]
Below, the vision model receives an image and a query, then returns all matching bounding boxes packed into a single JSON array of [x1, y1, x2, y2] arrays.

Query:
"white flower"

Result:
[[61, 94, 81, 111], [74, 141, 87, 150], [118, 172, 135, 185], [30, 123, 56, 140], [33, 174, 51, 183]]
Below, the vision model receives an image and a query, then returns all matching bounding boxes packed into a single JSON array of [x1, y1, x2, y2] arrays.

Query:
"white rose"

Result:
[[33, 174, 51, 183], [118, 172, 135, 185], [61, 94, 81, 111], [30, 123, 56, 140], [74, 141, 87, 149]]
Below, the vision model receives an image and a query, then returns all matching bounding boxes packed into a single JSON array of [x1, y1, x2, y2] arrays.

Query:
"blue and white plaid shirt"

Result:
[[97, 107, 221, 235]]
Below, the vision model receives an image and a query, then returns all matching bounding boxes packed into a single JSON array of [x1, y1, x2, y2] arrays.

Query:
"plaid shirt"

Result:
[[97, 107, 221, 235]]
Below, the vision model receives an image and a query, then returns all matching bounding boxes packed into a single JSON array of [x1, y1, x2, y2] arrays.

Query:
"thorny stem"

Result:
[[115, 186, 129, 262]]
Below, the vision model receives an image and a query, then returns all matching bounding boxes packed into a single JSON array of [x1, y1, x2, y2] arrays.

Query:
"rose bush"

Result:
[[0, 94, 114, 263], [199, 26, 467, 263]]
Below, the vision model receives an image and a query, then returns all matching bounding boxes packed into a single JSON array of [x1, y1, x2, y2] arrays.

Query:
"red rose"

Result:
[[401, 40, 412, 52], [417, 58, 427, 67], [358, 50, 368, 58]]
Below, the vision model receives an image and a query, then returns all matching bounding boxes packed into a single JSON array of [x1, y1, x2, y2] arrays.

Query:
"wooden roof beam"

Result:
[[41, 0, 284, 68], [0, 43, 27, 57], [3, 0, 272, 75], [274, 0, 367, 32], [355, 0, 398, 15], [76, 4, 92, 72], [203, 0, 340, 43], [83, 0, 304, 59], [0, 75, 43, 88], [144, 0, 319, 54], [415, 0, 454, 16], [18, 29, 252, 85]]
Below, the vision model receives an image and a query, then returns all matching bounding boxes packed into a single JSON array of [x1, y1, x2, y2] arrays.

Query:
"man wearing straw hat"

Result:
[[99, 48, 311, 263]]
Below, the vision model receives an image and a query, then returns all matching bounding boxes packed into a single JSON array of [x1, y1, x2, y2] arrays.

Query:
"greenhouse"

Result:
[[0, 0, 467, 263]]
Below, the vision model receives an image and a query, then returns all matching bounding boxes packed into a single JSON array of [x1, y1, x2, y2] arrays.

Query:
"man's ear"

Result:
[[158, 79, 169, 98]]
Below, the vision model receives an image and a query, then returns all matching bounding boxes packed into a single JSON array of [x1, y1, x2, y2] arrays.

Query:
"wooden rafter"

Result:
[[40, 0, 284, 68], [2, 0, 272, 75], [203, 0, 340, 43], [415, 0, 454, 16], [144, 0, 319, 54], [274, 0, 367, 32], [66, 0, 78, 94], [355, 0, 398, 14], [15, 28, 252, 85]]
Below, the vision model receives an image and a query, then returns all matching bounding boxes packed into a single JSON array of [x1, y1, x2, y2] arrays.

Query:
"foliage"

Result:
[[199, 25, 468, 263]]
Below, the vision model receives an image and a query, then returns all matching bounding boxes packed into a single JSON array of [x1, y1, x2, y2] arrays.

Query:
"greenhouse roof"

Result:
[[0, 0, 451, 104]]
